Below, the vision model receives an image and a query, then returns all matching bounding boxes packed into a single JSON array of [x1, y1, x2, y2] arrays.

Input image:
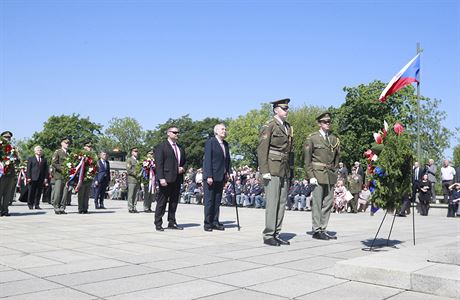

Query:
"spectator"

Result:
[[440, 160, 456, 203], [250, 179, 265, 208], [333, 179, 348, 213], [447, 183, 460, 217], [418, 173, 431, 216], [425, 159, 437, 203], [347, 166, 362, 213], [358, 185, 371, 212], [337, 162, 348, 183], [301, 179, 313, 211]]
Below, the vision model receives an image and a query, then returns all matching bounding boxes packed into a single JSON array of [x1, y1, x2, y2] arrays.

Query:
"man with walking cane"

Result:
[[257, 98, 294, 246]]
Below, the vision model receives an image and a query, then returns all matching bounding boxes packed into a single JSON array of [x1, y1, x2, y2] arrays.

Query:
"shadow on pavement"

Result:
[[279, 232, 297, 240]]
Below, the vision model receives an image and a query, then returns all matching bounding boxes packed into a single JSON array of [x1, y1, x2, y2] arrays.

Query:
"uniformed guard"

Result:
[[0, 131, 18, 217], [126, 147, 140, 213], [257, 98, 294, 246], [304, 112, 340, 240], [77, 141, 94, 214], [51, 137, 71, 215]]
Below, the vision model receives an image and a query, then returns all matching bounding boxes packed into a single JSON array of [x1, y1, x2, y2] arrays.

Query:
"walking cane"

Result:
[[231, 175, 241, 231]]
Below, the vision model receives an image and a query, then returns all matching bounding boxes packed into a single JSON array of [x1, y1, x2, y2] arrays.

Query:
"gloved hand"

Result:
[[262, 173, 272, 180], [309, 178, 318, 185]]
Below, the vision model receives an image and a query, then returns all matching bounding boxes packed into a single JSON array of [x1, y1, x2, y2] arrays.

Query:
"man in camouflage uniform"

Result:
[[126, 147, 140, 213], [304, 112, 340, 240], [0, 131, 18, 217], [257, 99, 294, 246], [52, 137, 71, 215]]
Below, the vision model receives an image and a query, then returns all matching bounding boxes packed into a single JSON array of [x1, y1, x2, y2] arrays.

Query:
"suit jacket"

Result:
[[304, 131, 340, 185], [203, 136, 231, 182], [155, 140, 186, 184], [96, 159, 111, 184], [27, 156, 49, 182]]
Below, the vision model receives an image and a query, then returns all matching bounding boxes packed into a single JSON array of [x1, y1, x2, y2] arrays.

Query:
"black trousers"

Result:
[[154, 179, 180, 227], [27, 181, 43, 208], [94, 182, 108, 207], [203, 180, 224, 229]]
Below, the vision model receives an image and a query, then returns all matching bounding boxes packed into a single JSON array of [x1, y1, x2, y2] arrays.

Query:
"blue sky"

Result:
[[1, 0, 459, 157]]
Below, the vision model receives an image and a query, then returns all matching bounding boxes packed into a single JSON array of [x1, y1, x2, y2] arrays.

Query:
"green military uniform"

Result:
[[0, 131, 19, 217], [347, 172, 363, 213], [257, 99, 294, 244], [304, 112, 340, 236], [52, 145, 70, 214], [126, 153, 140, 212]]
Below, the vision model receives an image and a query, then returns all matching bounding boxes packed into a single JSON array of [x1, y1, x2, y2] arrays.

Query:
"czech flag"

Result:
[[379, 54, 420, 102]]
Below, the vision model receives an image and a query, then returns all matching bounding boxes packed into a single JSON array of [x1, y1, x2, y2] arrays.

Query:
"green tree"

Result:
[[333, 80, 451, 168], [453, 144, 460, 167], [287, 104, 325, 178], [27, 114, 102, 160], [99, 117, 145, 154], [227, 104, 272, 168]]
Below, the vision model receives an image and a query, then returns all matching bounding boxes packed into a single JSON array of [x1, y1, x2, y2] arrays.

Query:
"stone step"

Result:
[[334, 237, 460, 299]]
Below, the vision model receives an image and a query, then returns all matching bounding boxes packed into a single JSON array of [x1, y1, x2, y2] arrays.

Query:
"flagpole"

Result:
[[416, 42, 421, 163]]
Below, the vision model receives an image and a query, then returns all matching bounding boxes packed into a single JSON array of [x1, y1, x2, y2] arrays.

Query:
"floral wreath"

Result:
[[63, 150, 98, 191], [0, 137, 19, 177], [135, 157, 156, 193]]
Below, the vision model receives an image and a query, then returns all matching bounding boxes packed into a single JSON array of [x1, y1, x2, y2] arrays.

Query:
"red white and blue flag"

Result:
[[379, 54, 420, 102]]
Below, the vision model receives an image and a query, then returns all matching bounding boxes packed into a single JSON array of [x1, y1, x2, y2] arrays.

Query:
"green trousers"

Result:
[[311, 183, 334, 233], [262, 176, 288, 240], [127, 183, 139, 211], [52, 179, 69, 212], [0, 175, 15, 214], [143, 186, 155, 211], [77, 182, 92, 212]]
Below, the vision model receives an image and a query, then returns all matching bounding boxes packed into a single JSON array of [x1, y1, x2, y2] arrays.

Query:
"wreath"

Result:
[[135, 157, 156, 192], [63, 150, 98, 190], [364, 121, 412, 210], [0, 137, 19, 177]]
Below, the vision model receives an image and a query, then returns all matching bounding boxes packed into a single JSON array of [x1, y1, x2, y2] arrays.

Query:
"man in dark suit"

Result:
[[94, 151, 110, 209], [203, 123, 231, 232], [154, 126, 187, 231], [399, 161, 423, 217], [27, 146, 49, 209]]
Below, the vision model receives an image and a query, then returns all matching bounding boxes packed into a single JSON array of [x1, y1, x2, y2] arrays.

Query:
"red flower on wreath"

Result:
[[394, 122, 404, 135]]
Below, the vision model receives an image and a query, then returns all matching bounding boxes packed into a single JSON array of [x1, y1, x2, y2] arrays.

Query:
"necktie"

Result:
[[220, 143, 226, 158], [172, 143, 179, 165], [325, 133, 331, 145], [37, 156, 41, 164]]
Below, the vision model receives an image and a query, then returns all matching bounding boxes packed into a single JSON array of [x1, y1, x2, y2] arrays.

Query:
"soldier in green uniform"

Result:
[[304, 112, 340, 240], [0, 131, 18, 217], [77, 141, 94, 214], [126, 147, 140, 213], [51, 137, 71, 215], [257, 99, 294, 246], [143, 149, 156, 213]]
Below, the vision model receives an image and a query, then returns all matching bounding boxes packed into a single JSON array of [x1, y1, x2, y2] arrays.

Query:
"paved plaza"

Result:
[[1, 196, 459, 299]]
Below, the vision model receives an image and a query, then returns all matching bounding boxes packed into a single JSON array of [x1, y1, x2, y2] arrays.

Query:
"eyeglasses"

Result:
[[320, 120, 331, 124], [280, 107, 289, 111], [169, 131, 180, 134], [133, 150, 138, 152]]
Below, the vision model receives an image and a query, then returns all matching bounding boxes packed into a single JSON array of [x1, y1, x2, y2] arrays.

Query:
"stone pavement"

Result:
[[0, 196, 459, 299]]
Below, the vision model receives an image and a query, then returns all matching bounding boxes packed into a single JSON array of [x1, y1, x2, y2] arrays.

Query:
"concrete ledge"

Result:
[[334, 238, 460, 298]]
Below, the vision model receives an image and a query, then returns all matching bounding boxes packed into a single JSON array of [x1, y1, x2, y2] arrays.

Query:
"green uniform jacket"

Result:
[[52, 149, 68, 180], [126, 157, 139, 184], [304, 131, 340, 185], [257, 118, 294, 178], [348, 174, 363, 194]]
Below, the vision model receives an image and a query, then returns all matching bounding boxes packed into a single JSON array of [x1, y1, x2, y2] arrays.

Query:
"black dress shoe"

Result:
[[155, 226, 164, 231], [144, 209, 153, 213], [212, 224, 225, 231], [2, 212, 11, 217], [312, 232, 330, 240], [60, 211, 67, 215], [100, 206, 106, 209], [204, 227, 213, 232], [54, 211, 61, 215], [28, 206, 33, 210], [275, 236, 290, 245], [35, 206, 42, 210], [324, 232, 337, 240], [167, 224, 183, 230], [264, 238, 281, 246]]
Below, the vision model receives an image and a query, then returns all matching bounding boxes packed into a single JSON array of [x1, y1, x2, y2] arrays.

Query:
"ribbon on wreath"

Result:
[[0, 162, 3, 178], [148, 165, 156, 193], [16, 168, 27, 187], [67, 156, 86, 191]]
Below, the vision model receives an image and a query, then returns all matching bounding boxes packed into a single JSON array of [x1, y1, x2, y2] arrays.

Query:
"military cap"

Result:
[[270, 98, 290, 109], [61, 137, 71, 143], [316, 112, 332, 122], [1, 131, 13, 138]]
